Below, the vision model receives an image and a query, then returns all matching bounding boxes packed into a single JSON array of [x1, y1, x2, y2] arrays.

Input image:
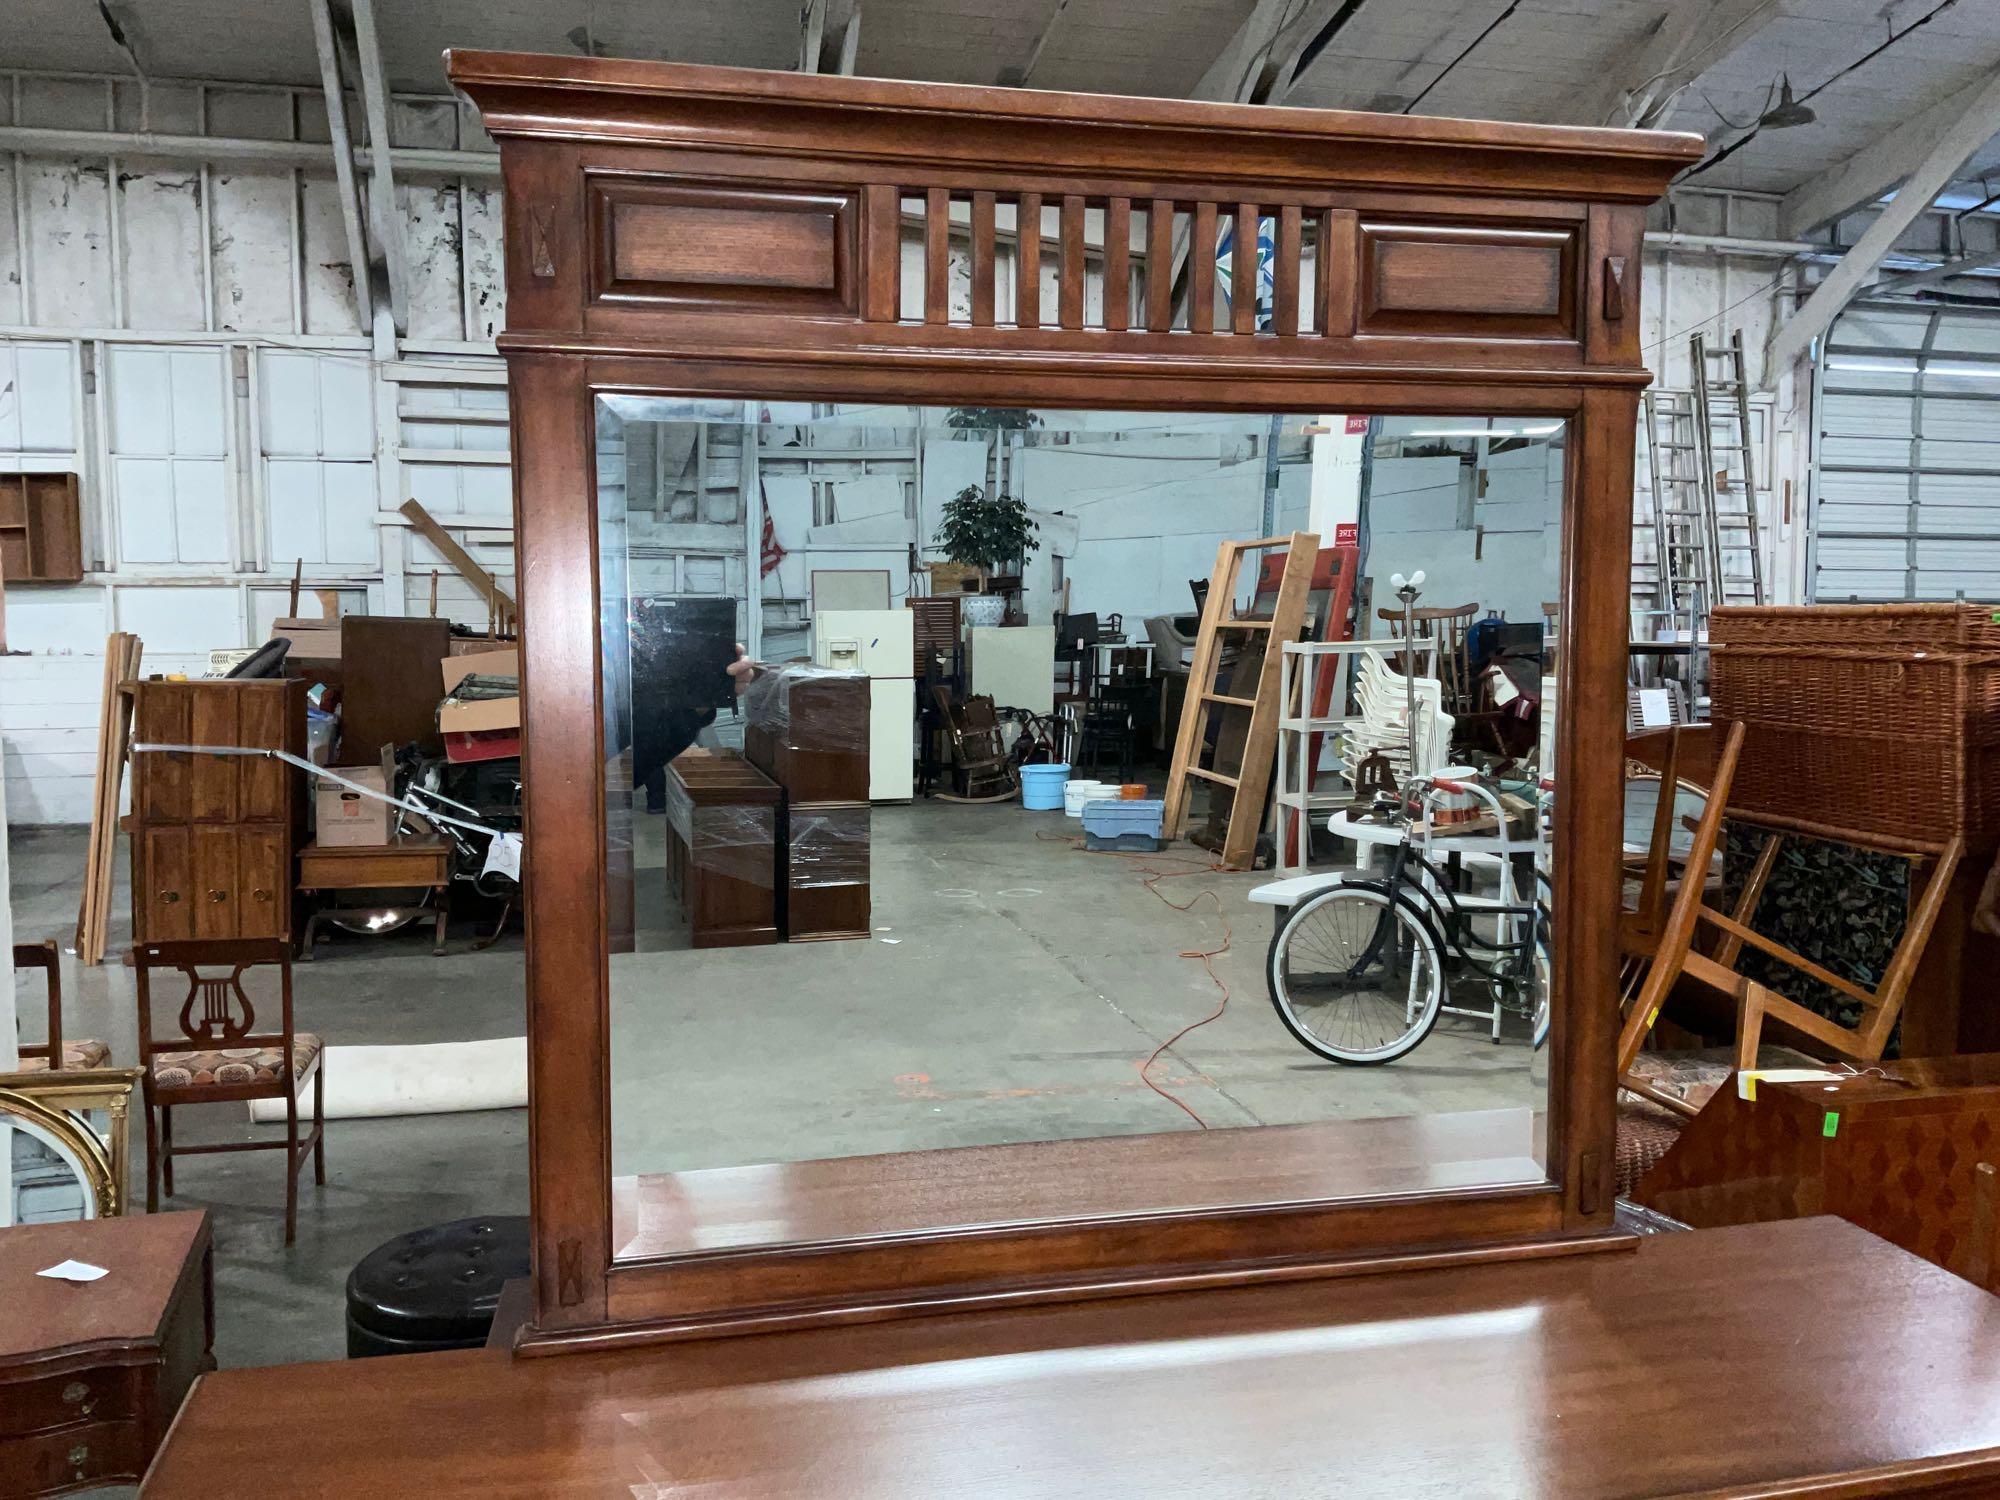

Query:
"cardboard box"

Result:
[[270, 616, 343, 665], [439, 649, 521, 764], [315, 764, 395, 847]]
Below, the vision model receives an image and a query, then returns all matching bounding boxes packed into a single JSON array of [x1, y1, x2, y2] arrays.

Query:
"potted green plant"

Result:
[[934, 483, 1038, 625]]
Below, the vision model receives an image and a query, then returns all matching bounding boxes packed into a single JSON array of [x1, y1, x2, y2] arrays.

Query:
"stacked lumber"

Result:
[[74, 632, 142, 964]]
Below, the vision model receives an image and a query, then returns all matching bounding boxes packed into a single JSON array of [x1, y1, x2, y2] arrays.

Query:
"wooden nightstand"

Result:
[[297, 836, 452, 958], [0, 1210, 213, 1497]]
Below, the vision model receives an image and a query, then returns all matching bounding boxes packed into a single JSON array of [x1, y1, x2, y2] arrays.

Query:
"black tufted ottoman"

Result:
[[344, 1215, 531, 1358]]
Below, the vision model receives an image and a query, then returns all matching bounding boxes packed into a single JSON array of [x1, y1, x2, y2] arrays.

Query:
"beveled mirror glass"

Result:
[[596, 395, 1562, 1263]]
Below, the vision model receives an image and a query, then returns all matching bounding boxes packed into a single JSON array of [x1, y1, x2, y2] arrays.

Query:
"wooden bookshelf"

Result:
[[0, 471, 84, 583]]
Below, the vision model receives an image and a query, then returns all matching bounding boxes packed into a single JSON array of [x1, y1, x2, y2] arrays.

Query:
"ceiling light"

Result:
[[1758, 76, 1816, 130], [1404, 423, 1563, 438]]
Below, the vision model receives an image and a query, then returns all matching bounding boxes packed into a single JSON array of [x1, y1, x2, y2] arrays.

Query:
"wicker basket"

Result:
[[1710, 606, 2000, 843], [1712, 602, 2000, 652]]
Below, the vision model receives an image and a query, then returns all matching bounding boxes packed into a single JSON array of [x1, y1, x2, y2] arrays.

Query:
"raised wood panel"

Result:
[[237, 826, 288, 939], [589, 179, 856, 316], [188, 688, 238, 824], [192, 827, 239, 940], [1360, 222, 1577, 339], [139, 826, 193, 943]]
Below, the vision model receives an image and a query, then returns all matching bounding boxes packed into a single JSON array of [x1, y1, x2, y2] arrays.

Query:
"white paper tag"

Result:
[[481, 830, 524, 882], [1638, 688, 1672, 728], [37, 1260, 109, 1283]]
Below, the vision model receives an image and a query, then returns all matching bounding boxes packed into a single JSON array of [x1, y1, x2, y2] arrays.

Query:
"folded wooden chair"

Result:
[[1680, 819, 1962, 1074], [1616, 719, 1964, 1094], [1614, 721, 1743, 1117]]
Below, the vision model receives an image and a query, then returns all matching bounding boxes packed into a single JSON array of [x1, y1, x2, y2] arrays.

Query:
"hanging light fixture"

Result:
[[1758, 75, 1816, 129]]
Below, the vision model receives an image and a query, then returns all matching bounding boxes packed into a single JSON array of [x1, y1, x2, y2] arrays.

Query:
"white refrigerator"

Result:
[[811, 608, 916, 801]]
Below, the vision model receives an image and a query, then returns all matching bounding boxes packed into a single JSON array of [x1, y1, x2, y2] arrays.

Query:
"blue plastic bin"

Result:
[[1019, 762, 1070, 811], [1080, 797, 1165, 851]]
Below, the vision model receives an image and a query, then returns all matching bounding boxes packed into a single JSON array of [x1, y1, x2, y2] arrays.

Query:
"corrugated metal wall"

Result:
[[1812, 299, 2000, 602]]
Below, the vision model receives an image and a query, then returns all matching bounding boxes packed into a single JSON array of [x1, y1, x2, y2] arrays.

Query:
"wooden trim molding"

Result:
[[450, 51, 1690, 1350]]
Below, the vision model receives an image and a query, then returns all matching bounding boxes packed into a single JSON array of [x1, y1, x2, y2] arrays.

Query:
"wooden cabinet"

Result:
[[0, 1211, 213, 1498], [663, 751, 780, 948], [782, 801, 870, 941], [130, 679, 306, 945], [0, 472, 84, 584]]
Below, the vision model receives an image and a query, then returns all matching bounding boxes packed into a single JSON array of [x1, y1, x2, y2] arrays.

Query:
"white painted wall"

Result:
[[0, 68, 512, 822], [0, 72, 1821, 823]]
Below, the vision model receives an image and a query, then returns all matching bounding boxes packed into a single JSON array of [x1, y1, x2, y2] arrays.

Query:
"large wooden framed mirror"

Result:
[[448, 50, 1698, 1350]]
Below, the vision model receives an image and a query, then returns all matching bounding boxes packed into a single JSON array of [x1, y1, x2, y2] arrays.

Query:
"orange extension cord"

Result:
[[1039, 832, 1234, 1128]]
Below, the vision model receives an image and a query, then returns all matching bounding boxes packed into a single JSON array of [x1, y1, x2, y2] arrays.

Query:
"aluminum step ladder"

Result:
[[1638, 388, 1709, 642], [1636, 330, 1765, 644], [1691, 329, 1766, 612]]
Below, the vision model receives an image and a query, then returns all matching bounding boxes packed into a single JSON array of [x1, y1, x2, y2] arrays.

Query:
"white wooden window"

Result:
[[0, 340, 77, 455], [259, 350, 377, 569], [105, 345, 232, 565]]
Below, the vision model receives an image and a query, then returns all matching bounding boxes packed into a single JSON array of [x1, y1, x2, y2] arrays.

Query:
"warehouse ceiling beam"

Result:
[[337, 0, 411, 351], [1874, 243, 2000, 296], [1767, 67, 2000, 381], [1190, 0, 1367, 106], [1563, 0, 1785, 129], [1781, 69, 2000, 237], [1002, 0, 1074, 88], [798, 0, 861, 75], [306, 0, 374, 336]]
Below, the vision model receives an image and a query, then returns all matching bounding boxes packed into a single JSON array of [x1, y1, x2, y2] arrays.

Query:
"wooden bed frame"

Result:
[[445, 48, 1702, 1352]]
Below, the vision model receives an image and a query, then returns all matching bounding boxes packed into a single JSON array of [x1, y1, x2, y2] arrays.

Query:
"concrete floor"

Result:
[[9, 798, 1541, 1373], [7, 823, 530, 1372]]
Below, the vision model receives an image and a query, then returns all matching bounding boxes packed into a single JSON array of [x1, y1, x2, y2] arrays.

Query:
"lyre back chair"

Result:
[[132, 938, 326, 1243], [13, 938, 111, 1072], [1613, 721, 1744, 1114]]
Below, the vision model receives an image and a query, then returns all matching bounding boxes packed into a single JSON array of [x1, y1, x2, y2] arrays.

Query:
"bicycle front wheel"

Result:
[[1268, 884, 1445, 1065]]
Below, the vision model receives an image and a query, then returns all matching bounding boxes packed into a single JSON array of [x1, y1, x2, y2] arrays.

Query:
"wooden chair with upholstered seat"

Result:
[[132, 938, 326, 1243], [13, 939, 111, 1072]]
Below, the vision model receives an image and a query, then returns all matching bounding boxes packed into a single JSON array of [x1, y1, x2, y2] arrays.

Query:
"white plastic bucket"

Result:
[[1064, 779, 1114, 817]]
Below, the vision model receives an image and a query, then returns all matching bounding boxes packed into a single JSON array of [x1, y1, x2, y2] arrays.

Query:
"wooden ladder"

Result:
[[1162, 532, 1320, 871]]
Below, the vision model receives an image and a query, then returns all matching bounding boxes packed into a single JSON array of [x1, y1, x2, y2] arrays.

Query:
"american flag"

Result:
[[759, 480, 786, 578]]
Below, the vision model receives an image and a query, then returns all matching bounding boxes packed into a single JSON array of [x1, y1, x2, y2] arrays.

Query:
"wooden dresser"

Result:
[[142, 1219, 2000, 1497], [130, 679, 307, 944], [1, 1210, 213, 1498], [662, 751, 781, 948]]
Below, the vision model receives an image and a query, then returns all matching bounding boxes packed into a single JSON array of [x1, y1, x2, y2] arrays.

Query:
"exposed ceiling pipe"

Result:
[[0, 124, 499, 179]]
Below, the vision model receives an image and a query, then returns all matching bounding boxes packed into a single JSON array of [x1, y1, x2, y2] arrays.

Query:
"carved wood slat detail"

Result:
[[1233, 203, 1258, 335], [970, 191, 996, 327], [1190, 202, 1216, 334], [1103, 198, 1130, 333], [1059, 195, 1086, 330], [862, 184, 899, 323], [844, 183, 1596, 345], [1145, 199, 1173, 332], [1016, 191, 1043, 329], [1275, 204, 1302, 337], [1319, 208, 1358, 338], [925, 187, 950, 325]]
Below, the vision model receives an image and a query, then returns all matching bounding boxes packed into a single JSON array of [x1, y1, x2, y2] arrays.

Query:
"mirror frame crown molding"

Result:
[[446, 47, 1700, 1353]]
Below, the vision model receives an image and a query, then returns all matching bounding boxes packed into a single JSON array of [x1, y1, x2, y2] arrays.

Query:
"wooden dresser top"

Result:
[[144, 1217, 2000, 1498], [1, 1210, 208, 1364]]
